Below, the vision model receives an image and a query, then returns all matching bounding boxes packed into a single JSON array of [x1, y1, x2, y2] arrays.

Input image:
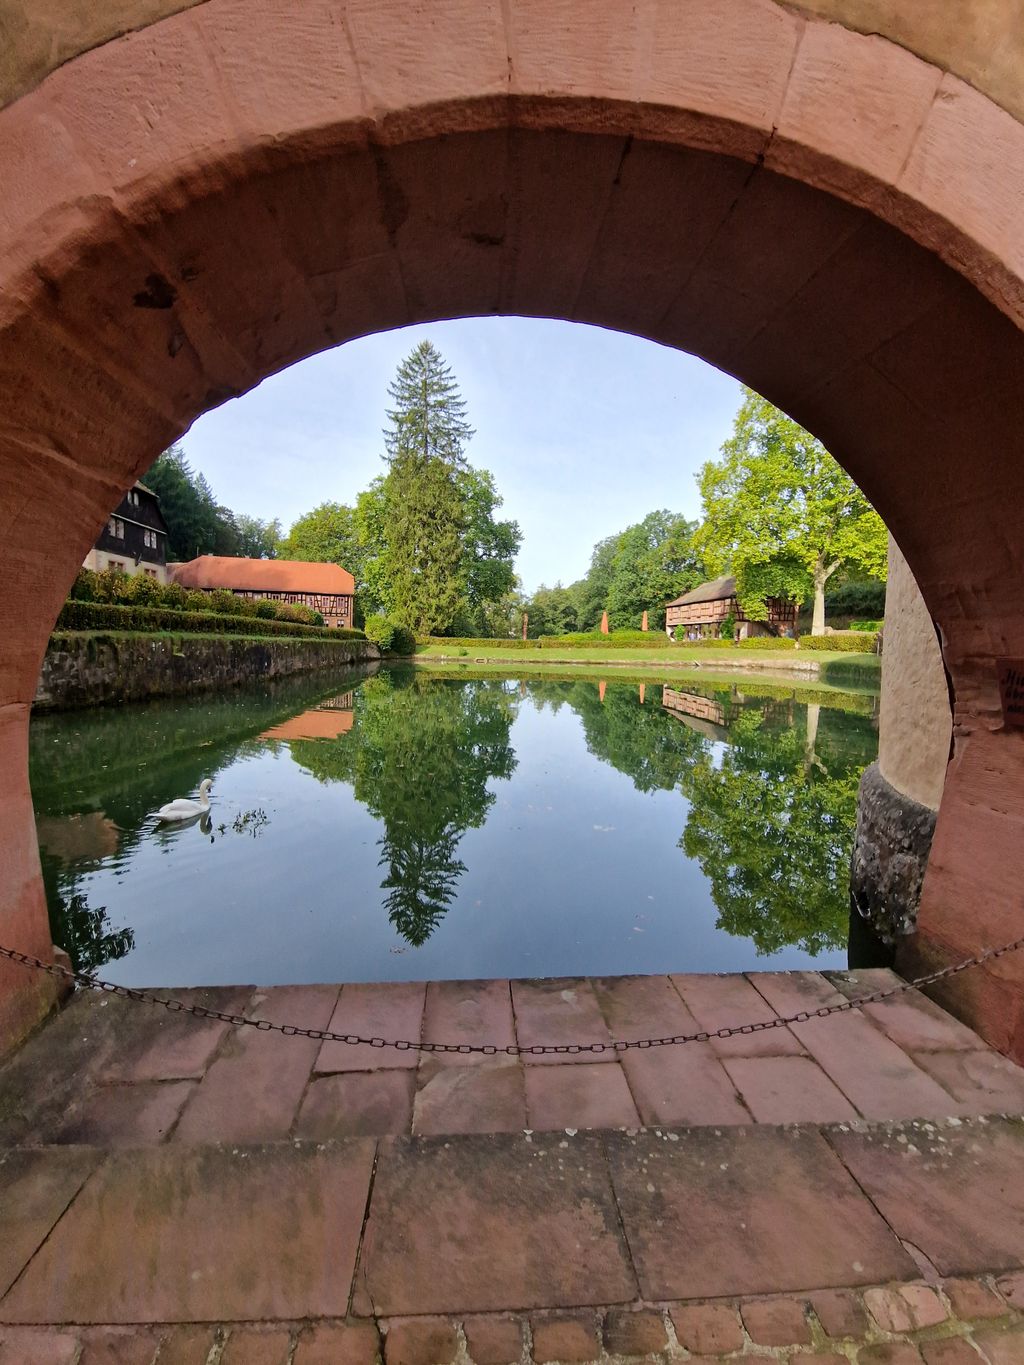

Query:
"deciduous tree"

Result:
[[695, 390, 888, 634]]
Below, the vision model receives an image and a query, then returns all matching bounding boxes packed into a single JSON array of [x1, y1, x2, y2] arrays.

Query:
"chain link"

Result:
[[2, 935, 1023, 1055]]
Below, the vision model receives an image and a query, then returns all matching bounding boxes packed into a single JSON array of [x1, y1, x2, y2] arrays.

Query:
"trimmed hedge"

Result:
[[736, 636, 797, 651], [364, 614, 417, 656], [798, 631, 879, 652], [69, 567, 327, 627], [422, 632, 680, 651], [56, 600, 366, 641]]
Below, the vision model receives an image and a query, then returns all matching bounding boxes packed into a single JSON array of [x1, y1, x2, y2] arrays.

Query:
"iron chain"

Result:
[[2, 935, 1023, 1055]]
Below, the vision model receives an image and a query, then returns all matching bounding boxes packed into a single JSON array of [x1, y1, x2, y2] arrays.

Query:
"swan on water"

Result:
[[153, 779, 213, 823]]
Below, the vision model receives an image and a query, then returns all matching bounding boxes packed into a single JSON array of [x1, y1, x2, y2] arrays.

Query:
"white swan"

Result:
[[153, 779, 213, 823]]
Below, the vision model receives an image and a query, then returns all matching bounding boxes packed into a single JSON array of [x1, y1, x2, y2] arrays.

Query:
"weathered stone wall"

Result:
[[851, 761, 939, 944], [34, 634, 380, 711], [851, 536, 951, 946], [878, 537, 952, 809]]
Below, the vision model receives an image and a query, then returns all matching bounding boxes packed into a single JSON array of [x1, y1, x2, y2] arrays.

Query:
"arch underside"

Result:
[[2, 0, 1024, 1058]]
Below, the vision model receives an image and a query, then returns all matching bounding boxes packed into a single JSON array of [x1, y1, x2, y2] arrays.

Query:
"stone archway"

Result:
[[3, 0, 1024, 1059]]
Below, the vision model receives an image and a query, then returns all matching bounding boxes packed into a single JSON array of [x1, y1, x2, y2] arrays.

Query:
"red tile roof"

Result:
[[169, 556, 355, 595]]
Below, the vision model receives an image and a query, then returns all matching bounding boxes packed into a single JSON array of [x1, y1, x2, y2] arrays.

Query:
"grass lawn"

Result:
[[414, 640, 880, 671]]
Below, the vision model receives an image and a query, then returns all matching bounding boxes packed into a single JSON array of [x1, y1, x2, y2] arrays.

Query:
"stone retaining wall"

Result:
[[34, 633, 380, 711]]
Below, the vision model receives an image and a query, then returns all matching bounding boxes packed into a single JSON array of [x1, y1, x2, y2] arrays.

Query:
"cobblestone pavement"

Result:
[[1, 970, 1023, 1360]]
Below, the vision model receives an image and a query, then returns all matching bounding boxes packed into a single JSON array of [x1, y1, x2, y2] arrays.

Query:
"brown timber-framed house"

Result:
[[664, 574, 797, 640], [83, 481, 170, 582], [170, 556, 356, 628]]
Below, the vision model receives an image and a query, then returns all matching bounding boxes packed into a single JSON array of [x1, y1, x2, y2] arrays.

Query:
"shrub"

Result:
[[850, 619, 883, 632], [719, 612, 735, 641], [798, 631, 878, 652], [54, 600, 366, 641], [365, 615, 416, 655], [737, 636, 797, 650], [253, 600, 278, 619]]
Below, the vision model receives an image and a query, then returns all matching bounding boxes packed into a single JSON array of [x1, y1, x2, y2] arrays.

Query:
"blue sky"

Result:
[[182, 317, 744, 593]]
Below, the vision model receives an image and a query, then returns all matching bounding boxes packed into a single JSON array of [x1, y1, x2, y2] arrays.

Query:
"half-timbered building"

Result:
[[664, 575, 797, 640], [169, 556, 355, 628], [83, 481, 170, 582]]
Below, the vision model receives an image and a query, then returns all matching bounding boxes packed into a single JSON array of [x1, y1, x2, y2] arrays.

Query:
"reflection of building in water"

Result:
[[662, 687, 738, 741], [36, 812, 120, 864], [261, 694, 355, 741]]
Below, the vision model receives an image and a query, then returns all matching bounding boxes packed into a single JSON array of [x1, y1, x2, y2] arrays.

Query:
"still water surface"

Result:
[[29, 666, 879, 985]]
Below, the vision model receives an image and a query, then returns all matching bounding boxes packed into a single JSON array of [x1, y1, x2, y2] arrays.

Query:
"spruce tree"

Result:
[[378, 341, 472, 635]]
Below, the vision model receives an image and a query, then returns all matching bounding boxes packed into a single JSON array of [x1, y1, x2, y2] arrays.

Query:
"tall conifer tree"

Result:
[[378, 341, 472, 635]]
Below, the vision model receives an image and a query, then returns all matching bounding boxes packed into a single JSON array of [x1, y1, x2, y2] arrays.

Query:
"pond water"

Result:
[[29, 665, 880, 986]]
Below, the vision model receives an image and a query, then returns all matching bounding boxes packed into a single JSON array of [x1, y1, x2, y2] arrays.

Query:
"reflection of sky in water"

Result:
[[30, 672, 877, 986]]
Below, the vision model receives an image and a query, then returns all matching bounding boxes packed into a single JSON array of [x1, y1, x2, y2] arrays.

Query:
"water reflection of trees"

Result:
[[50, 892, 135, 974], [529, 678, 874, 959], [290, 673, 517, 945]]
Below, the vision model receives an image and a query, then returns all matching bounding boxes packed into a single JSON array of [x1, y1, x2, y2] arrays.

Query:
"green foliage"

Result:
[[525, 511, 703, 637], [720, 612, 735, 641], [234, 514, 281, 559], [279, 501, 364, 584], [824, 579, 887, 618], [799, 632, 878, 652], [55, 600, 365, 640], [367, 341, 521, 637], [695, 389, 888, 633], [679, 706, 862, 955], [850, 619, 883, 632], [289, 673, 517, 945], [737, 636, 798, 650], [364, 615, 417, 656], [420, 631, 683, 651], [66, 569, 345, 633], [605, 510, 704, 631]]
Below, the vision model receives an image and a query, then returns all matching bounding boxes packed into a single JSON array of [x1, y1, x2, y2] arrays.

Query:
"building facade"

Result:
[[170, 556, 356, 628], [82, 482, 169, 582], [665, 575, 797, 640]]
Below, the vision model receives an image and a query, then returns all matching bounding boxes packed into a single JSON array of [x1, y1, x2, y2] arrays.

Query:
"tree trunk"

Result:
[[811, 556, 828, 635]]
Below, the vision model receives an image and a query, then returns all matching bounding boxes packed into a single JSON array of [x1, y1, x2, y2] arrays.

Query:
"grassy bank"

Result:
[[414, 639, 880, 676]]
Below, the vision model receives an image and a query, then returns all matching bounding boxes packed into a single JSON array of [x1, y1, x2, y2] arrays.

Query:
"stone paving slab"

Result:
[[4, 971, 1024, 1148], [172, 984, 339, 1144], [0, 1146, 99, 1298], [829, 1117, 1024, 1276], [360, 1131, 638, 1314], [604, 1125, 918, 1300], [1, 1140, 375, 1323]]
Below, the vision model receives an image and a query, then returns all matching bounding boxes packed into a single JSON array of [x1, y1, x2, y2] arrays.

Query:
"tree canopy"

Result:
[[695, 389, 887, 634], [144, 444, 279, 562]]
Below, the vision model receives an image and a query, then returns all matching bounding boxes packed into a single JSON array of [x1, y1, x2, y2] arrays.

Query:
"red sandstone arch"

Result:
[[3, 0, 1024, 1059]]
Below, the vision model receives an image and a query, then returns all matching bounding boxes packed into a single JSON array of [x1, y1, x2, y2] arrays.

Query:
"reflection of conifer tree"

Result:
[[292, 671, 517, 945], [379, 827, 467, 945]]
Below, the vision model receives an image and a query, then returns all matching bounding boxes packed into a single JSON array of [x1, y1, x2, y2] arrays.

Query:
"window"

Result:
[[128, 490, 139, 506], [109, 517, 125, 539], [107, 560, 125, 573], [143, 529, 157, 549]]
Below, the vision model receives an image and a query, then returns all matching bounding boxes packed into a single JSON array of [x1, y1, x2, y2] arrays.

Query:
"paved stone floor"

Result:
[[1, 969, 1024, 1362]]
